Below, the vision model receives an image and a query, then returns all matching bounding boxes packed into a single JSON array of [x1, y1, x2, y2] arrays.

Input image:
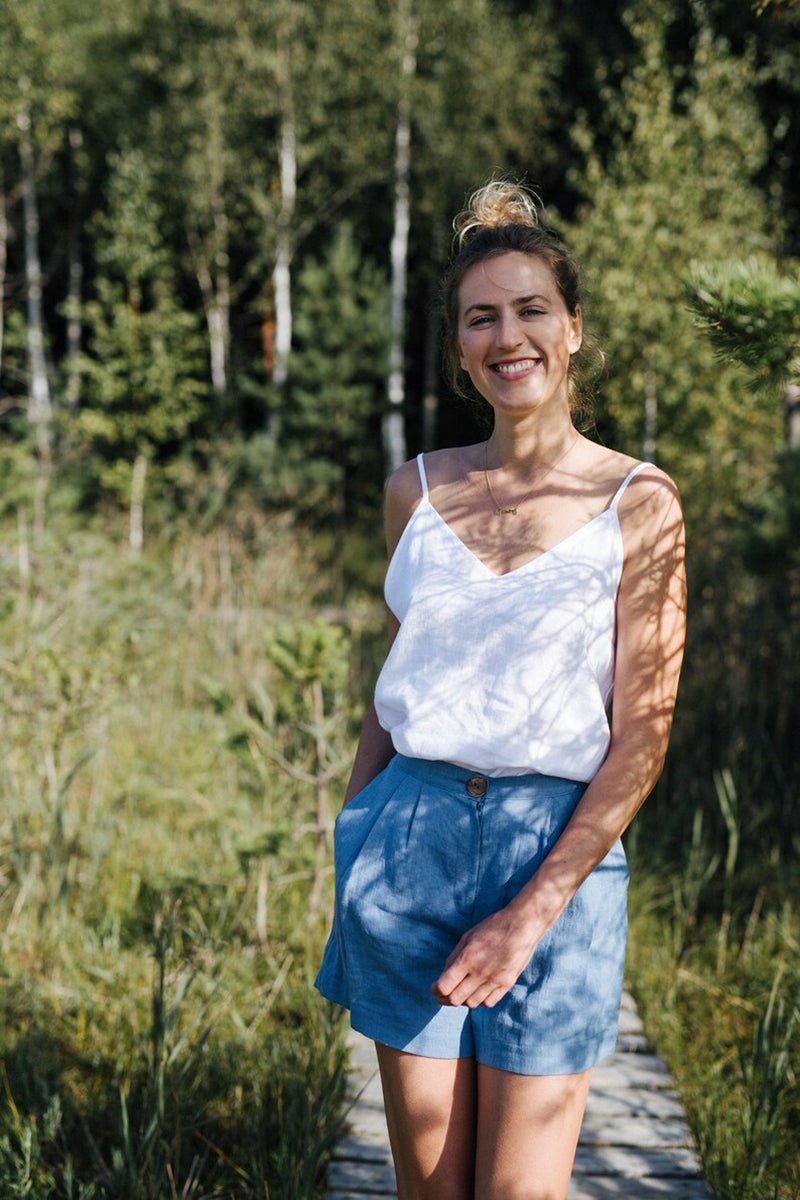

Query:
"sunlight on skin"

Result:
[[376, 1045, 593, 1200]]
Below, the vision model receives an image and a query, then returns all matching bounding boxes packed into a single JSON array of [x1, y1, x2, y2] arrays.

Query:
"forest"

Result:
[[0, 0, 798, 1195]]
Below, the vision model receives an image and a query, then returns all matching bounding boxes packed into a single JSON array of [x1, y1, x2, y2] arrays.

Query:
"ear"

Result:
[[458, 342, 467, 370], [568, 306, 583, 356]]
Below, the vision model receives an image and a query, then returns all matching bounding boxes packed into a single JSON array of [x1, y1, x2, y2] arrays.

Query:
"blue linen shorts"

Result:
[[315, 754, 628, 1075]]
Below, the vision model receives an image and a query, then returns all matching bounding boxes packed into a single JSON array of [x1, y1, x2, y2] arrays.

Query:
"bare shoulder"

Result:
[[384, 456, 425, 555], [617, 462, 683, 531], [616, 462, 685, 588], [577, 440, 679, 516]]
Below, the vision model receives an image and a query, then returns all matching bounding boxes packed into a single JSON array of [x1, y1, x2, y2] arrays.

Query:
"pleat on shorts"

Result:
[[315, 754, 628, 1075]]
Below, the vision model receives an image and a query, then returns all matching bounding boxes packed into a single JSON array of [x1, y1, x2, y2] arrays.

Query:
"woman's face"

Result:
[[457, 251, 582, 418]]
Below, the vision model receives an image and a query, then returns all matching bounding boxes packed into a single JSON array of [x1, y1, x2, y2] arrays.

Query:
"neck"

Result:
[[485, 410, 578, 473]]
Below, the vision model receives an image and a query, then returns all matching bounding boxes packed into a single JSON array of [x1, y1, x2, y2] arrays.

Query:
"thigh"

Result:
[[475, 1064, 591, 1200], [375, 1043, 477, 1200]]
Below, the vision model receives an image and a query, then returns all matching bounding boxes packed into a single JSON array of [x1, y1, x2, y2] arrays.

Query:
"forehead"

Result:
[[458, 251, 558, 314]]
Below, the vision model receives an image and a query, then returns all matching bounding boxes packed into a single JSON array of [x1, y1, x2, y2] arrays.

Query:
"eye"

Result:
[[520, 305, 545, 318], [467, 314, 493, 327]]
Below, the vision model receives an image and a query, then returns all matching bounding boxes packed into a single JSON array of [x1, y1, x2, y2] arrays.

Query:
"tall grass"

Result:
[[627, 791, 799, 1200], [0, 508, 377, 1197]]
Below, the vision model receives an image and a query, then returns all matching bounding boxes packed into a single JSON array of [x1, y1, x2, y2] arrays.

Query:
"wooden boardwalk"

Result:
[[326, 991, 713, 1199]]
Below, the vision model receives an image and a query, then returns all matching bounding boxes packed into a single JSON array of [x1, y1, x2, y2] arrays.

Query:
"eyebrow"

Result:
[[463, 293, 550, 317]]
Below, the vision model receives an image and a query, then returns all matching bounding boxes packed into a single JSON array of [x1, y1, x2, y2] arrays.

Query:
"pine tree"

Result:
[[78, 147, 206, 542], [277, 222, 390, 519]]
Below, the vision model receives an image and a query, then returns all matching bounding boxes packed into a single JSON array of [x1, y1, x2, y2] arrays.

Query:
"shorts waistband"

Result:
[[392, 754, 581, 794]]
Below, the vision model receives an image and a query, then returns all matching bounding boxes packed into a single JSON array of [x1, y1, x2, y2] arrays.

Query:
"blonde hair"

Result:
[[452, 181, 542, 251]]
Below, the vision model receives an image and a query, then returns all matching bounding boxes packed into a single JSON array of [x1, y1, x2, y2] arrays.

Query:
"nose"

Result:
[[494, 312, 524, 350]]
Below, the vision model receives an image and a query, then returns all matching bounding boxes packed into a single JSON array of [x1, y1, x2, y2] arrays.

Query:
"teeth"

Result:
[[493, 359, 539, 376]]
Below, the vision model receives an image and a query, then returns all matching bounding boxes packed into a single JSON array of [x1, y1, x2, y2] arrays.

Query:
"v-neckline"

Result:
[[424, 497, 618, 580]]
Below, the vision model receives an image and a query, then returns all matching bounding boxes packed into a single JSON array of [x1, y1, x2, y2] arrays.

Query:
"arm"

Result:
[[432, 468, 687, 1008], [343, 634, 397, 805], [341, 460, 422, 807]]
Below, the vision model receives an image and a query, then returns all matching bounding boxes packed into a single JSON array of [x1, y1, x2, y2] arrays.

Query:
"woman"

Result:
[[316, 181, 686, 1199]]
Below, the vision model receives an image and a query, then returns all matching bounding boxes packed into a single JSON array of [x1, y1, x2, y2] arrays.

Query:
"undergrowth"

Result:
[[0, 508, 380, 1198], [627, 817, 799, 1200]]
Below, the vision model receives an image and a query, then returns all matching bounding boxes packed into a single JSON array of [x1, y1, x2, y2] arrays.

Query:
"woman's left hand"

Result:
[[431, 907, 538, 1008]]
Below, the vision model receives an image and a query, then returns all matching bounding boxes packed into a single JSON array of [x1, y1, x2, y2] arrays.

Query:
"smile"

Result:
[[490, 358, 541, 377]]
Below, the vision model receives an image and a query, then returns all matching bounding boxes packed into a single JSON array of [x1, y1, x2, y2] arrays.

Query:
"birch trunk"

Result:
[[383, 3, 417, 475], [193, 192, 231, 398], [643, 354, 658, 464], [65, 127, 84, 415], [787, 378, 800, 449], [129, 452, 147, 556], [267, 22, 297, 441], [18, 99, 52, 462], [268, 117, 296, 440]]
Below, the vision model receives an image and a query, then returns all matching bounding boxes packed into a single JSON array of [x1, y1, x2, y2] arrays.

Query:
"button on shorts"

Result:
[[315, 754, 628, 1076]]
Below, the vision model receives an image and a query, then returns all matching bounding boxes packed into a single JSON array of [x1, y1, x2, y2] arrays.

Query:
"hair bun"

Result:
[[452, 180, 541, 251]]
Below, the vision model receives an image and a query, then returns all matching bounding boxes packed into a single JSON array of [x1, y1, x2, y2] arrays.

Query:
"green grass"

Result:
[[3, 501, 798, 1198], [627, 840, 800, 1200], [0, 509, 377, 1197]]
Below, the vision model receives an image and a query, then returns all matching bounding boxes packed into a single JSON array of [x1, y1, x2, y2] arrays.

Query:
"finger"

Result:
[[444, 971, 493, 1008], [481, 986, 508, 1008], [432, 956, 471, 999], [463, 980, 501, 1008]]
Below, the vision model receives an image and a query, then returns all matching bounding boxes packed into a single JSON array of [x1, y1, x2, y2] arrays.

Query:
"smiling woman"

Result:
[[315, 180, 687, 1200], [457, 252, 583, 427]]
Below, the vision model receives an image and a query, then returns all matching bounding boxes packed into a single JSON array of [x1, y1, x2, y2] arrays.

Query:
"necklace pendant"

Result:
[[495, 505, 518, 516]]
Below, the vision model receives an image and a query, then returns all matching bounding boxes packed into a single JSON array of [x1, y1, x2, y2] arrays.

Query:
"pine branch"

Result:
[[685, 259, 800, 385]]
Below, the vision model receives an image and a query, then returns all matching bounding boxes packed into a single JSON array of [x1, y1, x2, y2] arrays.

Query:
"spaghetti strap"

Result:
[[609, 462, 653, 511], [416, 452, 429, 501]]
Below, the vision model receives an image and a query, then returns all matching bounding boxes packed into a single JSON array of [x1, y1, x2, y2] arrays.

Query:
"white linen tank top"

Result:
[[373, 454, 651, 781]]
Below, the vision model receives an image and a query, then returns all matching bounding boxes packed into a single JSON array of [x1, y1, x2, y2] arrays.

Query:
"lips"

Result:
[[490, 358, 542, 378]]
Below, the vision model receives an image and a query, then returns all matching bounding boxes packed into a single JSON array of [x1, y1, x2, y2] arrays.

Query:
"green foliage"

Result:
[[282, 223, 389, 514], [567, 1, 777, 523], [686, 257, 800, 384], [0, 3, 799, 1194], [76, 147, 207, 502], [627, 856, 800, 1200], [0, 513, 365, 1197]]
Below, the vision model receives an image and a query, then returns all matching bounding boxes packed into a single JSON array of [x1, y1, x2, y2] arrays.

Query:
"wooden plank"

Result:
[[332, 1137, 392, 1163], [590, 1055, 674, 1090], [569, 1178, 713, 1198], [327, 1194, 397, 1199], [573, 1145, 704, 1177], [578, 1114, 697, 1149], [327, 1158, 399, 1192], [584, 1087, 688, 1119], [614, 1032, 653, 1053]]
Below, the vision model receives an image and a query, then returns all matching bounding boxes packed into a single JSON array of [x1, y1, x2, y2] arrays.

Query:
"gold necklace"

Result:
[[483, 436, 578, 516]]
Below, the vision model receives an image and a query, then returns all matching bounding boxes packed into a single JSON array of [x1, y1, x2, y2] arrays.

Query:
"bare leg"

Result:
[[375, 1043, 477, 1200], [474, 1064, 591, 1200]]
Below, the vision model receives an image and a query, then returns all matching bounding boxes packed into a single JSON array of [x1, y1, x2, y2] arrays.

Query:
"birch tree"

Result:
[[233, 0, 393, 440], [383, 0, 417, 474], [16, 92, 51, 466], [152, 0, 243, 403]]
